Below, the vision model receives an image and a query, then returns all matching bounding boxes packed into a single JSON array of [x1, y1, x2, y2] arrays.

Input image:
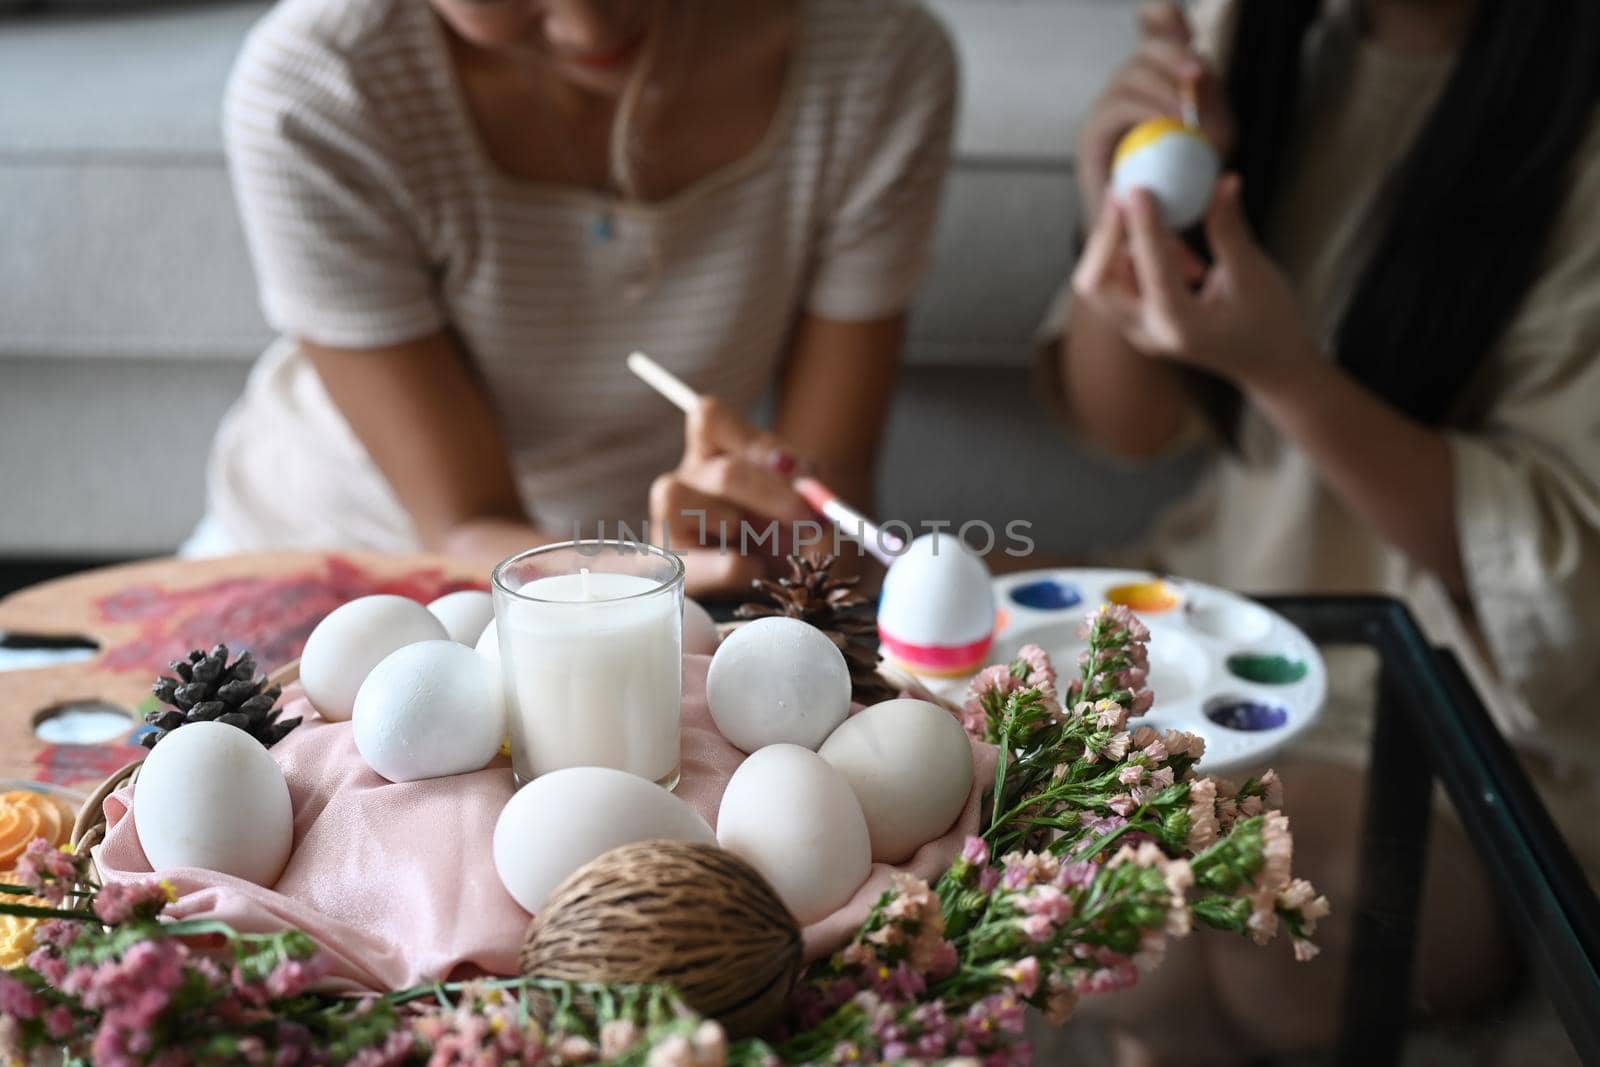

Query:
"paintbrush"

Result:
[[626, 351, 903, 565]]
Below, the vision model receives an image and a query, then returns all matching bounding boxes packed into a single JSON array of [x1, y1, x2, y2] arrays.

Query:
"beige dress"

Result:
[[1043, 0, 1600, 875], [200, 0, 955, 550]]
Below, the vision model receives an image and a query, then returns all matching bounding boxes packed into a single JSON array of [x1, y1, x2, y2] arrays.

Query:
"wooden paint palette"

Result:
[[928, 568, 1327, 777], [0, 552, 487, 791]]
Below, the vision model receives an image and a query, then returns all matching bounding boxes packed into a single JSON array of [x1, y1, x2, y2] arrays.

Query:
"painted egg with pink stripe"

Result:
[[877, 533, 996, 678]]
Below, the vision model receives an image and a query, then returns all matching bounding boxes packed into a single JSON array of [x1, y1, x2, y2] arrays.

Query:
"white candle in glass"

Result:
[[492, 542, 684, 789]]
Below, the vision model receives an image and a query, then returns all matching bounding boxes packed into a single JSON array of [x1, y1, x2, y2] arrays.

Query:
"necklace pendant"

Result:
[[591, 210, 615, 243]]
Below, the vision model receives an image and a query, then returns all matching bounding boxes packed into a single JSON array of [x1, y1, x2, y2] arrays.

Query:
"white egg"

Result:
[[683, 597, 720, 656], [353, 640, 504, 783], [819, 699, 975, 863], [475, 618, 499, 664], [300, 595, 447, 722], [1110, 118, 1220, 230], [427, 590, 495, 645], [134, 721, 294, 886], [877, 534, 995, 675], [717, 744, 871, 924], [493, 766, 715, 913], [706, 617, 850, 753]]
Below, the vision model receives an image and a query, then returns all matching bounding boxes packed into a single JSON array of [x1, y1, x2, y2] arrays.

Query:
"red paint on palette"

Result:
[[97, 555, 485, 676], [33, 743, 145, 786]]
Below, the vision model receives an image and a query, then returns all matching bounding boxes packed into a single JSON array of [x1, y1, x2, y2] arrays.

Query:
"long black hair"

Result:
[[1195, 0, 1600, 442]]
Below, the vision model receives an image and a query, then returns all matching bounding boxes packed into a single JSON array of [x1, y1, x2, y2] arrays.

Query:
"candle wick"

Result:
[[580, 567, 592, 601]]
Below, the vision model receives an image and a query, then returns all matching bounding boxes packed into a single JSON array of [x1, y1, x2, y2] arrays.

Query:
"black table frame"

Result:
[[1261, 595, 1600, 1065]]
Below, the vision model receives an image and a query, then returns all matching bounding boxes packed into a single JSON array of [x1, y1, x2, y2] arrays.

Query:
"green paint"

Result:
[[1226, 653, 1307, 685]]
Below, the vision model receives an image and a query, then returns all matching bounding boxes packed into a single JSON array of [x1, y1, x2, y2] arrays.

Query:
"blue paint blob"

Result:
[[1009, 579, 1083, 611], [1205, 699, 1289, 732]]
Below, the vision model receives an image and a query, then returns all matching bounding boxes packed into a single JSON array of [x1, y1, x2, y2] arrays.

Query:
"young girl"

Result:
[[1047, 0, 1599, 1058], [193, 0, 954, 595]]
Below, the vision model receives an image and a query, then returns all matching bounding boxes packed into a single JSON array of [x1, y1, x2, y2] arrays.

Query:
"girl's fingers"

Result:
[[1073, 196, 1127, 293], [680, 548, 769, 600], [1176, 240, 1208, 285], [1137, 0, 1192, 45], [1132, 37, 1204, 85], [1123, 189, 1191, 324], [648, 474, 742, 548], [675, 454, 810, 524], [685, 395, 790, 469], [1111, 57, 1185, 113], [1203, 173, 1254, 267], [679, 395, 809, 518]]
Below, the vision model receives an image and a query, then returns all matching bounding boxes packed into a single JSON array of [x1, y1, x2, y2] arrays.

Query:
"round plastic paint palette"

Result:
[[967, 569, 1324, 776]]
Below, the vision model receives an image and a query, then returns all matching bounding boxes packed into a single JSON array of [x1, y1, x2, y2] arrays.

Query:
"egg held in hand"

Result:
[[492, 765, 715, 913], [819, 698, 975, 864], [1110, 116, 1220, 230], [133, 720, 294, 887], [716, 744, 872, 925], [352, 640, 505, 783], [706, 617, 850, 752], [877, 533, 996, 677], [299, 595, 447, 722]]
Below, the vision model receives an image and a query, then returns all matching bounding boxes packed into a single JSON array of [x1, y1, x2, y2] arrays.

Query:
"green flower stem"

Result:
[[0, 901, 98, 921]]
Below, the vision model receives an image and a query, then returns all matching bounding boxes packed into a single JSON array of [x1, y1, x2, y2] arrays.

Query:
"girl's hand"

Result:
[[649, 397, 813, 596], [1075, 174, 1318, 390], [1077, 1, 1237, 224]]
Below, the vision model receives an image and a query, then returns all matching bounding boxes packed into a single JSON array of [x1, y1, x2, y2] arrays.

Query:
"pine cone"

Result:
[[142, 644, 300, 750], [736, 555, 898, 705]]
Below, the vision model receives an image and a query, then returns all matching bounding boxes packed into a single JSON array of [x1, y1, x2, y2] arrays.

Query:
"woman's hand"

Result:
[[1075, 175, 1319, 391], [1077, 1, 1237, 224], [650, 397, 814, 597]]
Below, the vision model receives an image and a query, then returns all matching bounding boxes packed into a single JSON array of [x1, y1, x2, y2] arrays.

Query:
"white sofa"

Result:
[[0, 0, 1197, 559]]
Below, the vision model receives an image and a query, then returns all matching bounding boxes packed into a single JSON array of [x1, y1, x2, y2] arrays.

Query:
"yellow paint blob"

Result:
[[1112, 117, 1207, 166], [1105, 580, 1181, 614]]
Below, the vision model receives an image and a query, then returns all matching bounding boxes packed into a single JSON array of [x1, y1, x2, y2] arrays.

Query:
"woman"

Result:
[[1046, 0, 1600, 1058], [195, 0, 955, 595]]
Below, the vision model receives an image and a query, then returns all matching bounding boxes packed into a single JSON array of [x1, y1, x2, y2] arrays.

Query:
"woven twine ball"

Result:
[[520, 839, 803, 1037]]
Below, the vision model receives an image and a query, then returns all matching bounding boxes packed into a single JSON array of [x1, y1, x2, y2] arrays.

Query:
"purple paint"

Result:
[[1205, 698, 1289, 732]]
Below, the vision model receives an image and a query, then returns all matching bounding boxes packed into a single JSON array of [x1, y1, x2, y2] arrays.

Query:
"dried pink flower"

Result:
[[1020, 914, 1054, 943], [1095, 700, 1130, 732], [1003, 957, 1041, 998], [1018, 886, 1073, 924], [647, 1034, 695, 1067], [1102, 733, 1131, 761], [1260, 769, 1285, 810], [1186, 777, 1220, 851], [0, 974, 43, 1020]]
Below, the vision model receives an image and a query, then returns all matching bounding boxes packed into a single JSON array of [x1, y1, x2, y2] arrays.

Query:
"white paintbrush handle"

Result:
[[626, 351, 700, 414]]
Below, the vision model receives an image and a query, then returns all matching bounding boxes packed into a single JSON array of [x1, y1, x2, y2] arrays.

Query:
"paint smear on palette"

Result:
[[33, 743, 146, 787], [1226, 653, 1308, 685], [1105, 580, 1181, 614], [1009, 579, 1083, 611], [1205, 699, 1288, 732], [97, 555, 486, 677]]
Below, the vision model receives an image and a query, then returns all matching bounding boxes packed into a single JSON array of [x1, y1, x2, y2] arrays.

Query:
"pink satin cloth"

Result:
[[95, 655, 995, 993]]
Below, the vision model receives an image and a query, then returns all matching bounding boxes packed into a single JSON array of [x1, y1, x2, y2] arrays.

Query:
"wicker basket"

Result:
[[69, 660, 302, 869]]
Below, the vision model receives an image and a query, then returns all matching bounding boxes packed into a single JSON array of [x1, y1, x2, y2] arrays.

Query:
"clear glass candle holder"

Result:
[[491, 540, 685, 790]]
